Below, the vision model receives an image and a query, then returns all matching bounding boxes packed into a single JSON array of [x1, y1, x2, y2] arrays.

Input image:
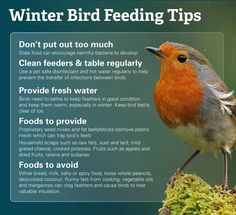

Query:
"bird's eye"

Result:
[[177, 55, 187, 63]]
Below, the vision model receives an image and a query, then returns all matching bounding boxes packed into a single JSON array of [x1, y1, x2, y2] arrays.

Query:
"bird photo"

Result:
[[146, 42, 236, 190]]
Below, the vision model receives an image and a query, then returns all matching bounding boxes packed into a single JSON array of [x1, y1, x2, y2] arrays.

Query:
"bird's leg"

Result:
[[221, 150, 229, 190], [232, 185, 236, 193], [168, 150, 200, 188]]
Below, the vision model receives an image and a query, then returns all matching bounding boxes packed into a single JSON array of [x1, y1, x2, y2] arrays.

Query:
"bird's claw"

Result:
[[231, 185, 236, 193], [220, 181, 229, 190], [166, 170, 183, 189]]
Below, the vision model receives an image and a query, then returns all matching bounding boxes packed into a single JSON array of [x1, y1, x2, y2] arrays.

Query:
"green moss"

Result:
[[159, 174, 236, 215]]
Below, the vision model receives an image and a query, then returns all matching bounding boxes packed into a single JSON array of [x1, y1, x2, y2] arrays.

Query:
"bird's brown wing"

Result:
[[231, 100, 236, 117], [206, 79, 236, 115]]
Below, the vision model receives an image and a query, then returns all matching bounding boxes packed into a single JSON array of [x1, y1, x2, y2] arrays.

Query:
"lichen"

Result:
[[159, 174, 236, 215]]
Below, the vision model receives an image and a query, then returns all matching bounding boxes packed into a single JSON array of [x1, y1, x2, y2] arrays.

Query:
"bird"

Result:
[[146, 42, 236, 190]]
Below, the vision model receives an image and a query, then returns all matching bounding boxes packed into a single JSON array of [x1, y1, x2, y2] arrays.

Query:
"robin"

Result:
[[146, 42, 236, 190]]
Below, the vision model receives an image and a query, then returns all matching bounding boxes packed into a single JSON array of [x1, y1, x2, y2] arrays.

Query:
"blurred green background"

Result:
[[3, 0, 236, 214]]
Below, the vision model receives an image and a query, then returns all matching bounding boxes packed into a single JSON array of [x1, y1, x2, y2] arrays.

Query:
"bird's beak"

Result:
[[146, 47, 165, 59]]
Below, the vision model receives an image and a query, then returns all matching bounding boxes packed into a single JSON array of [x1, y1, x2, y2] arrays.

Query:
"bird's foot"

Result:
[[220, 181, 228, 190], [231, 185, 236, 193], [166, 169, 183, 189]]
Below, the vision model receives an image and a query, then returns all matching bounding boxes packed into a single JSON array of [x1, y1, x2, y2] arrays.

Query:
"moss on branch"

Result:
[[159, 174, 236, 215]]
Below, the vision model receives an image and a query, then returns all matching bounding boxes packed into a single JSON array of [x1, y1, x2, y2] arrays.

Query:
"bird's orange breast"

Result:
[[154, 62, 204, 128]]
